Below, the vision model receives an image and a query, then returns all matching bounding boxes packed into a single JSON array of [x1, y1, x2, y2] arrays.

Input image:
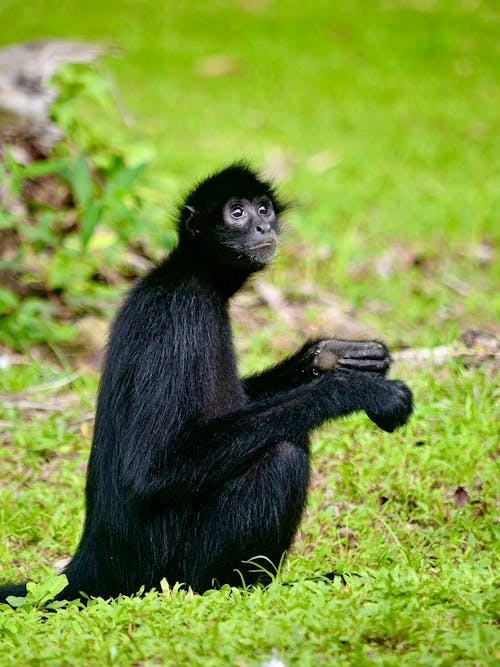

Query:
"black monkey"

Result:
[[0, 164, 412, 603]]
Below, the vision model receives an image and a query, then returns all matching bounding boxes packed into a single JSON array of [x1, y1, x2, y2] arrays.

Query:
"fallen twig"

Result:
[[22, 370, 82, 395], [0, 395, 78, 411]]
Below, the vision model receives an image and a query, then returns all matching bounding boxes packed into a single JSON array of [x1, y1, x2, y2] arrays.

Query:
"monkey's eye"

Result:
[[258, 203, 269, 215], [231, 206, 245, 219]]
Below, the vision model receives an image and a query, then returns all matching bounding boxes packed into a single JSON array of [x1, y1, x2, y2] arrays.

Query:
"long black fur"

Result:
[[0, 163, 412, 604]]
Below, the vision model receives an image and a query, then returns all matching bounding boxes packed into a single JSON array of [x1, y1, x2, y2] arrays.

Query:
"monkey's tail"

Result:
[[0, 582, 27, 605]]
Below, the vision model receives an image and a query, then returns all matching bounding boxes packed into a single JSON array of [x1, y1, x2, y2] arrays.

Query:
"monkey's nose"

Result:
[[255, 222, 271, 234]]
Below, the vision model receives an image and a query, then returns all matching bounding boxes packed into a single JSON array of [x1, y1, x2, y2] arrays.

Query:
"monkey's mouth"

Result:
[[246, 240, 277, 266], [250, 240, 277, 250]]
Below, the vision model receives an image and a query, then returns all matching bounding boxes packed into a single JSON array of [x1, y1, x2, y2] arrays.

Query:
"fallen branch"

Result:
[[393, 330, 499, 367], [394, 345, 498, 365]]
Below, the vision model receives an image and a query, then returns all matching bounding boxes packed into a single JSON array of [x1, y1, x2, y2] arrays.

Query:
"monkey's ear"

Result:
[[184, 205, 200, 236]]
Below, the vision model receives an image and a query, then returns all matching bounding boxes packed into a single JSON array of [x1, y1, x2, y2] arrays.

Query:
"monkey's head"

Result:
[[177, 163, 286, 271]]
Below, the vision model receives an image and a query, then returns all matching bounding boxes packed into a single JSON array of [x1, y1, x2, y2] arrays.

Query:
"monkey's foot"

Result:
[[313, 339, 390, 376]]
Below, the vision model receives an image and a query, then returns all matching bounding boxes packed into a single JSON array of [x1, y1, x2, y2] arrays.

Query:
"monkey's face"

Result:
[[215, 196, 279, 269]]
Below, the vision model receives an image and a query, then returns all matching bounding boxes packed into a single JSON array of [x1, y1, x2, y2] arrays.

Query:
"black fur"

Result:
[[0, 164, 412, 604]]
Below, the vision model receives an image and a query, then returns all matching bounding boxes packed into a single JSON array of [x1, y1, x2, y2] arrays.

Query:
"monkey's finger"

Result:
[[339, 344, 388, 360], [336, 357, 391, 373], [317, 340, 389, 360]]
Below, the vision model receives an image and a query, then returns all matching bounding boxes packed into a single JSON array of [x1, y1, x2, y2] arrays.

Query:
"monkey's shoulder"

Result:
[[130, 260, 219, 304], [108, 262, 227, 355]]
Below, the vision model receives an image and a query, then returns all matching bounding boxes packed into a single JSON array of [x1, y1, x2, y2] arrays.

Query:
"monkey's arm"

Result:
[[121, 373, 412, 503], [243, 338, 390, 399], [242, 340, 319, 398]]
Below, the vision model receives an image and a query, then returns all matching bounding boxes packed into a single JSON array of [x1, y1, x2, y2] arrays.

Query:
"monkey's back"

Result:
[[65, 257, 248, 598]]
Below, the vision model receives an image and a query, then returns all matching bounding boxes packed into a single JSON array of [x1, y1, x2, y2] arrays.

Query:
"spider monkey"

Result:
[[0, 163, 412, 603]]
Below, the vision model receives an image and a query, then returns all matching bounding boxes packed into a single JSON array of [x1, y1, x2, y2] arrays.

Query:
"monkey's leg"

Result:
[[186, 439, 310, 592]]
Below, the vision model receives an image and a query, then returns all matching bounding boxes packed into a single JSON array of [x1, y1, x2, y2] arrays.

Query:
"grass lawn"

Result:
[[0, 1, 499, 665]]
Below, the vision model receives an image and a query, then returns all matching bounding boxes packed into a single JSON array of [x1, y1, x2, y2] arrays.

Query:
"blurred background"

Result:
[[0, 0, 498, 361]]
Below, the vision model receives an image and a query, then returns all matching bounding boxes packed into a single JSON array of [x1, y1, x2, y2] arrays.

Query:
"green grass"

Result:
[[1, 0, 499, 665], [0, 362, 498, 665]]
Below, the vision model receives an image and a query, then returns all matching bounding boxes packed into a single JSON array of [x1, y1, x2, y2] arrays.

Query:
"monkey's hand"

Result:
[[364, 379, 413, 432], [312, 339, 390, 377]]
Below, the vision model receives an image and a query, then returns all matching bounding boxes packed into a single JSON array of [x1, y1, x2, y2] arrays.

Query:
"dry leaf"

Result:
[[452, 485, 469, 508], [338, 526, 357, 545]]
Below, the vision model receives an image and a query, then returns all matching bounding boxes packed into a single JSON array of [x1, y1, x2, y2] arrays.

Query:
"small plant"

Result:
[[3, 575, 69, 611], [0, 65, 176, 351]]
